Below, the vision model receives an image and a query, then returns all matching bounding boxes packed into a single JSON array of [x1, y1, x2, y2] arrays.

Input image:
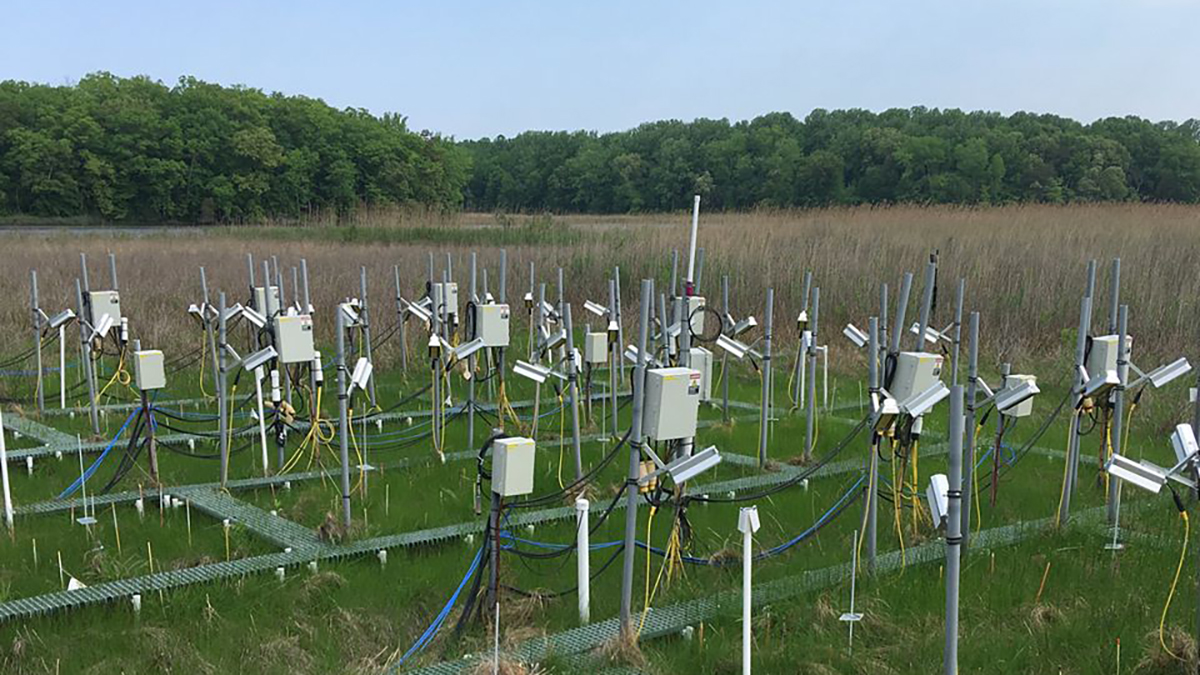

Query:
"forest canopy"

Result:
[[463, 109, 1200, 212], [0, 73, 469, 222], [2, 74, 1199, 221]]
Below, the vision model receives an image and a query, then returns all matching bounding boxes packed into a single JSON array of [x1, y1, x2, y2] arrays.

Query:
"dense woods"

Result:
[[463, 110, 1200, 211], [3, 74, 1200, 221], [0, 73, 469, 222]]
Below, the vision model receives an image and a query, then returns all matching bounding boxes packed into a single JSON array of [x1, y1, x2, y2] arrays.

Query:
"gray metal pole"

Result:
[[468, 253, 477, 454], [360, 266, 378, 408], [608, 279, 620, 439], [915, 260, 936, 351], [246, 253, 255, 293], [218, 292, 230, 488], [394, 265, 408, 372], [1060, 293, 1093, 525], [564, 303, 583, 480], [793, 271, 813, 408], [31, 270, 44, 414], [1192, 365, 1200, 653], [620, 279, 653, 638], [804, 288, 820, 461], [263, 261, 284, 472], [694, 247, 706, 294], [80, 253, 90, 292], [75, 279, 100, 434], [336, 307, 352, 529], [866, 316, 880, 571], [721, 275, 730, 422], [951, 279, 965, 387], [1107, 305, 1128, 526], [200, 268, 220, 403], [657, 294, 670, 361], [277, 262, 293, 409], [944, 384, 965, 675], [670, 251, 679, 299], [614, 267, 627, 390], [879, 283, 889, 360], [108, 253, 119, 291], [890, 273, 913, 357], [677, 295, 694, 463], [1108, 258, 1121, 334], [759, 288, 774, 467], [961, 312, 980, 553]]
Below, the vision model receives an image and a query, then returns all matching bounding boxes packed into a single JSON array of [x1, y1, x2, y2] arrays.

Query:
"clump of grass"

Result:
[[593, 633, 649, 670], [1136, 626, 1199, 674]]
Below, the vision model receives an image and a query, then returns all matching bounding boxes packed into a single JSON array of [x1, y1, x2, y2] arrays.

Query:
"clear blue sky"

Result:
[[3, 0, 1197, 139]]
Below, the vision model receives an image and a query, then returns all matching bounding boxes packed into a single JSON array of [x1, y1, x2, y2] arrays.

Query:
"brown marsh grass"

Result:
[[1, 203, 1198, 371]]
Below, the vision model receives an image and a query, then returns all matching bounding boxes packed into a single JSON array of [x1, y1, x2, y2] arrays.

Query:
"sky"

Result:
[[2, 0, 1198, 139]]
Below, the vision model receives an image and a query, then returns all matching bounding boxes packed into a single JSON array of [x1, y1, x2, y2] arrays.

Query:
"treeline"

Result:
[[462, 109, 1200, 211], [0, 73, 469, 222]]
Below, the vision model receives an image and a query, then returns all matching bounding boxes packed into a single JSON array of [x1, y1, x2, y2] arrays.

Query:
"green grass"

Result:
[[1, 329, 1197, 674]]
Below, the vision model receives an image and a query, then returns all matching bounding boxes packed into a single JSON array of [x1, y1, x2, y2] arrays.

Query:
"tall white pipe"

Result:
[[685, 195, 701, 289], [739, 505, 759, 675], [0, 408, 13, 530], [576, 497, 590, 624], [254, 367, 269, 475]]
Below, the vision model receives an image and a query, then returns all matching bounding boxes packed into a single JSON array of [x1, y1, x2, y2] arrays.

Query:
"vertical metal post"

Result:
[[1108, 258, 1121, 334], [890, 273, 913, 357], [0, 407, 12, 530], [608, 279, 619, 439], [961, 312, 980, 553], [804, 288, 819, 462], [468, 253, 477, 453], [915, 260, 936, 351], [497, 250, 509, 433], [108, 253, 119, 291], [866, 317, 880, 571], [670, 251, 679, 299], [31, 270, 44, 414], [137, 338, 158, 485], [686, 195, 701, 292], [614, 267, 626, 389], [360, 266, 378, 408], [793, 271, 813, 408], [565, 303, 583, 480], [694, 247, 706, 295], [75, 279, 99, 434], [620, 279, 653, 637], [1061, 292, 1094, 523], [721, 275, 731, 422], [944, 384, 965, 675], [1107, 305, 1128, 526], [678, 295, 694, 462], [218, 293, 230, 487], [394, 263, 410, 366], [759, 288, 774, 467], [201, 268, 220, 404], [336, 306, 352, 529], [878, 283, 889, 361], [990, 363, 1011, 508], [263, 262, 283, 472], [951, 279, 965, 386]]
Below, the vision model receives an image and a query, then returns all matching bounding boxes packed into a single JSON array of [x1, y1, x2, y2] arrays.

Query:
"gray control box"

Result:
[[133, 350, 166, 391], [643, 367, 702, 441], [274, 315, 316, 364], [493, 436, 536, 497]]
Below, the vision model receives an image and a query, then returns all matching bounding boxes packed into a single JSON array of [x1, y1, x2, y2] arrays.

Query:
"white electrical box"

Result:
[[889, 352, 944, 404], [687, 296, 706, 335], [1003, 374, 1037, 418], [432, 282, 459, 319], [493, 436, 536, 497], [274, 314, 316, 364], [477, 303, 510, 347], [253, 286, 281, 314], [643, 367, 702, 441], [87, 290, 122, 327], [1087, 334, 1133, 379], [584, 332, 608, 365], [133, 350, 166, 391], [688, 347, 713, 401]]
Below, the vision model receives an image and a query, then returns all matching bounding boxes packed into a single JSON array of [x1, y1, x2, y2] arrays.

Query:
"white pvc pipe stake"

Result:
[[275, 567, 285, 582], [840, 529, 864, 652], [131, 593, 142, 614], [377, 549, 388, 569], [738, 506, 760, 675], [59, 325, 67, 409], [576, 497, 590, 624], [0, 408, 14, 530], [26, 456, 33, 476], [254, 366, 269, 474], [686, 195, 701, 287]]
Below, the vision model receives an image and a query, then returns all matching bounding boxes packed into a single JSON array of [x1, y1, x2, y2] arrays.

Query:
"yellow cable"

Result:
[[1123, 402, 1137, 459], [1054, 410, 1079, 528], [556, 393, 566, 490], [637, 506, 662, 638], [911, 440, 920, 534], [198, 335, 209, 398], [1159, 510, 1189, 661], [891, 440, 906, 569]]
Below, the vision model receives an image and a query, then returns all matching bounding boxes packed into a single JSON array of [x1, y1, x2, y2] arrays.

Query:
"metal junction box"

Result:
[[644, 367, 702, 441], [274, 315, 316, 364], [87, 290, 122, 327], [432, 282, 459, 320], [253, 286, 281, 314], [1003, 374, 1037, 418], [688, 347, 713, 401], [477, 303, 510, 347], [493, 436, 536, 497], [584, 332, 608, 365], [889, 352, 944, 404], [133, 350, 166, 391], [1087, 334, 1133, 379]]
